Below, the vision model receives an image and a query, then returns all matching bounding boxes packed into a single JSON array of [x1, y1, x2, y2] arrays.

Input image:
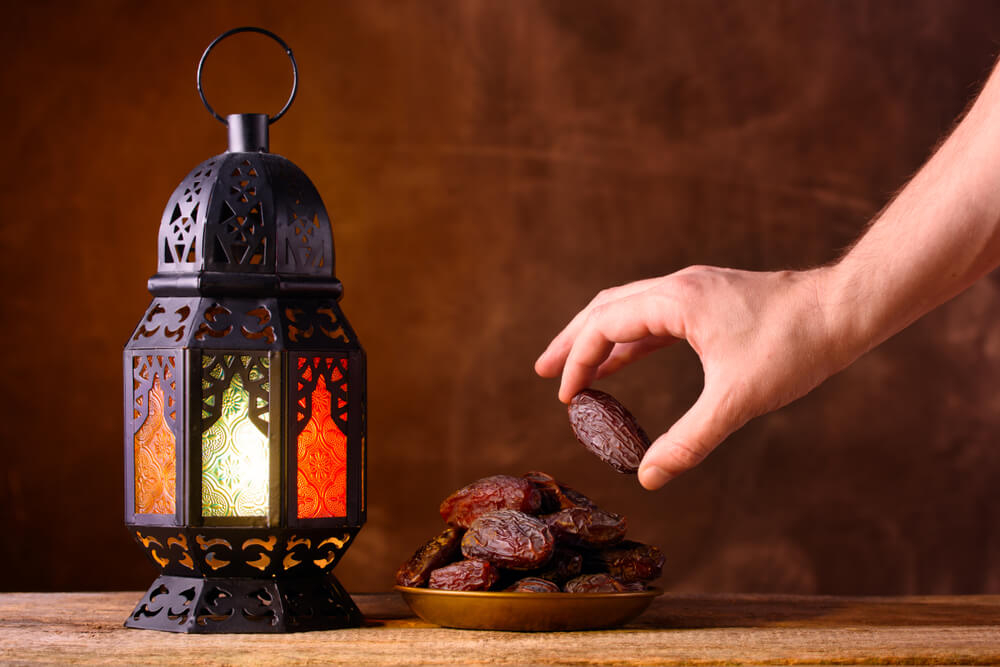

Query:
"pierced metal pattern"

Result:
[[193, 301, 279, 348], [131, 527, 357, 578], [271, 158, 333, 274], [282, 300, 354, 347], [160, 161, 217, 268], [130, 299, 196, 347], [206, 156, 273, 270], [294, 356, 349, 438], [155, 153, 333, 279], [131, 354, 180, 460], [201, 354, 270, 436], [125, 574, 362, 633]]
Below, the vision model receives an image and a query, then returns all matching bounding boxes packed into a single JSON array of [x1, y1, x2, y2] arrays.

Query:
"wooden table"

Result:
[[2, 592, 999, 665]]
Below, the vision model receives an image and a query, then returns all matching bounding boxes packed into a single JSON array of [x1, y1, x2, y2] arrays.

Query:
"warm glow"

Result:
[[202, 373, 269, 516], [298, 366, 348, 518], [134, 374, 176, 514]]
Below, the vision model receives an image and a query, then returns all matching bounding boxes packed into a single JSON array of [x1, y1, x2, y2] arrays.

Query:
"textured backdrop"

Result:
[[1, 0, 999, 595]]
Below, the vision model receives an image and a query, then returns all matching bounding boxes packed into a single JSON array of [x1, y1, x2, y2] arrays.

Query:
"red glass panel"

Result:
[[297, 372, 347, 518], [134, 374, 177, 514]]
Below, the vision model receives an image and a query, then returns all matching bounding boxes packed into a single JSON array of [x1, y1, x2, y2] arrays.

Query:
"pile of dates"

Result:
[[395, 472, 664, 593]]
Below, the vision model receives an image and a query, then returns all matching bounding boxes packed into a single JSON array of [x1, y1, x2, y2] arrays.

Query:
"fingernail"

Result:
[[638, 465, 672, 490]]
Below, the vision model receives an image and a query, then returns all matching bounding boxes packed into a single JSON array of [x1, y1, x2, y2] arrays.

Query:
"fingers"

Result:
[[535, 277, 666, 378], [637, 384, 741, 490], [557, 291, 684, 402], [593, 337, 679, 381]]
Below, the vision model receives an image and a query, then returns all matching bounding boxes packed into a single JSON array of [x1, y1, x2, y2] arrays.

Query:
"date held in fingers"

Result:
[[568, 389, 651, 473]]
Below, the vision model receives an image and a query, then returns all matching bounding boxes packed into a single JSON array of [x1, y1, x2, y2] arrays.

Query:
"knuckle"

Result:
[[660, 439, 708, 473], [591, 288, 614, 306]]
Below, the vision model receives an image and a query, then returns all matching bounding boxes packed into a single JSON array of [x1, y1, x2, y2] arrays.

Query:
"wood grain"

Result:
[[1, 593, 998, 665]]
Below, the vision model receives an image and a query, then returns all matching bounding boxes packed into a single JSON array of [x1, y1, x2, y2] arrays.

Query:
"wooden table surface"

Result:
[[2, 591, 999, 665]]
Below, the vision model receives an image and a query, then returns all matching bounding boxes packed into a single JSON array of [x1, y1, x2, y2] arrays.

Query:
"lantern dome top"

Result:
[[148, 138, 339, 298]]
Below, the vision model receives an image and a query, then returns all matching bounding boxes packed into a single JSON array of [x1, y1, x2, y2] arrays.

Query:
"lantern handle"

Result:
[[197, 26, 299, 126]]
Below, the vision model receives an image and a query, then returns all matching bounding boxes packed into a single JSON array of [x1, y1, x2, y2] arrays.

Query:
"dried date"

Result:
[[461, 509, 555, 570], [564, 573, 642, 593], [531, 546, 583, 584], [584, 540, 665, 583], [523, 471, 597, 512], [544, 506, 627, 549], [395, 527, 465, 588], [504, 577, 561, 593], [568, 389, 651, 473], [427, 559, 499, 591], [440, 475, 542, 528]]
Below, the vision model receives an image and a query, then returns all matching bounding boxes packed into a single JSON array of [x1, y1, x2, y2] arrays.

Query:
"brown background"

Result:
[[1, 0, 999, 596]]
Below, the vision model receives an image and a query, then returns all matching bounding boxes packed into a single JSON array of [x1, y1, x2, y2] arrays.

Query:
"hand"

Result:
[[535, 266, 856, 490]]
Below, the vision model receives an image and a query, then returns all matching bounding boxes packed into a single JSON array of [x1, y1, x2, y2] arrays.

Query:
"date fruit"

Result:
[[531, 546, 583, 584], [505, 577, 561, 593], [461, 509, 555, 570], [440, 475, 542, 528], [564, 573, 642, 593], [395, 527, 465, 588], [427, 559, 499, 591], [544, 506, 627, 549], [584, 540, 665, 583], [523, 471, 597, 512], [568, 389, 651, 473], [394, 470, 666, 595]]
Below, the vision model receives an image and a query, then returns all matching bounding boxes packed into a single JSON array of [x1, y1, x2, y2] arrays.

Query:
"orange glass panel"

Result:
[[297, 373, 347, 518], [134, 375, 177, 514]]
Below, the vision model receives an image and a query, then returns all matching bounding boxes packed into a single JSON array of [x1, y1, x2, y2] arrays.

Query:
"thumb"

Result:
[[637, 384, 743, 490]]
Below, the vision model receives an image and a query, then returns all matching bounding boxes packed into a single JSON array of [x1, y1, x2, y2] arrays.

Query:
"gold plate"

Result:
[[395, 585, 662, 632]]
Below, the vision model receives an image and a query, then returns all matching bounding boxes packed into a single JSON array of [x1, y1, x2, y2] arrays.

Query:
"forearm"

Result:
[[823, 60, 1000, 359]]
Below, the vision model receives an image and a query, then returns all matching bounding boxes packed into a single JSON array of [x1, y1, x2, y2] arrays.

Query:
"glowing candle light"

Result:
[[202, 371, 269, 517]]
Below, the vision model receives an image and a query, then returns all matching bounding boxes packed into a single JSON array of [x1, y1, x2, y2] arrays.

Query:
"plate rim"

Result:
[[394, 584, 664, 600]]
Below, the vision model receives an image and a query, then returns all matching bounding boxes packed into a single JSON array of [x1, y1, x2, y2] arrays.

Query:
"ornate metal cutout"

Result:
[[126, 574, 361, 633], [201, 354, 269, 435], [194, 302, 277, 346], [284, 301, 352, 345], [155, 152, 334, 279], [294, 356, 349, 436], [160, 162, 216, 268], [132, 301, 195, 345]]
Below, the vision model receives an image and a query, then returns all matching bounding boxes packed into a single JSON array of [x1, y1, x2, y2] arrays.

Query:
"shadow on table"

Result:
[[629, 593, 1000, 629]]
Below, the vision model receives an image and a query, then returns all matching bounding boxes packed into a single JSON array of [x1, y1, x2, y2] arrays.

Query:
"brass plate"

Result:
[[395, 585, 662, 632]]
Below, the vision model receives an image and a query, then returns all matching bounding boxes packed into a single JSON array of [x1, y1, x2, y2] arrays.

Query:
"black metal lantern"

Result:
[[123, 28, 366, 633]]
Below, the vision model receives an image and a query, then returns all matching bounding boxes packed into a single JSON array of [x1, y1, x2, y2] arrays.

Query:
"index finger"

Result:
[[535, 277, 665, 378], [558, 290, 685, 402]]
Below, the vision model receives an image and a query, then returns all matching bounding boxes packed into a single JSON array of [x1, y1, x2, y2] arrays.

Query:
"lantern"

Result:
[[122, 27, 366, 633]]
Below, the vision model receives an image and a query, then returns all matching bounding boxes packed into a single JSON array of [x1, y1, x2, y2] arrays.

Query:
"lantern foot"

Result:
[[125, 574, 362, 633]]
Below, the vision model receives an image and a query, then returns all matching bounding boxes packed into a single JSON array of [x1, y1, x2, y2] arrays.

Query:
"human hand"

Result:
[[535, 266, 856, 490]]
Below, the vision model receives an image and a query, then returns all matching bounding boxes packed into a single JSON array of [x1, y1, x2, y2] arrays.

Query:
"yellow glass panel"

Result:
[[202, 373, 269, 517], [134, 374, 176, 514]]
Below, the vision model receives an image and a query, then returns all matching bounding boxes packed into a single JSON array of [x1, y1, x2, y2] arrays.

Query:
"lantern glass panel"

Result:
[[296, 356, 349, 519], [201, 353, 270, 517], [133, 356, 178, 515]]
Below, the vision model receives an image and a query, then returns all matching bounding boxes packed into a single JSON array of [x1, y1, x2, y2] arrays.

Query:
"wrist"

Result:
[[805, 263, 873, 374]]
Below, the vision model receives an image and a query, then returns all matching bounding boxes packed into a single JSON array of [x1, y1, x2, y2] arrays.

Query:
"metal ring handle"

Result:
[[197, 26, 298, 125]]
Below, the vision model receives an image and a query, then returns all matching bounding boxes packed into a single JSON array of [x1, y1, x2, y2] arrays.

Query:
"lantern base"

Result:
[[125, 574, 362, 633]]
